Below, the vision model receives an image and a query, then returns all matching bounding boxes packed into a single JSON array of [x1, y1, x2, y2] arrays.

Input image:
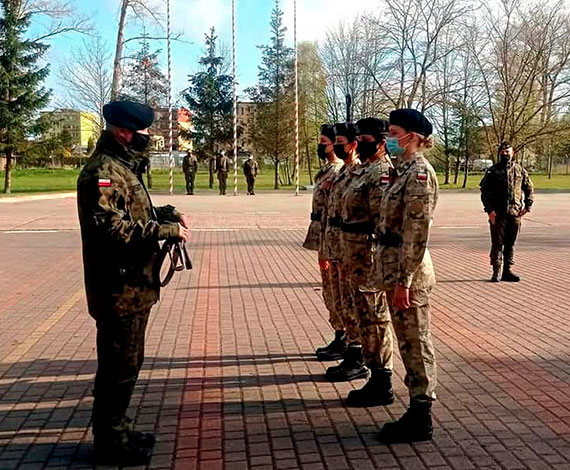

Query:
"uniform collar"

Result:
[[96, 131, 148, 176]]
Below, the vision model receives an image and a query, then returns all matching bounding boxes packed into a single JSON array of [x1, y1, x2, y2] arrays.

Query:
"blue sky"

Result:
[[36, 0, 379, 108]]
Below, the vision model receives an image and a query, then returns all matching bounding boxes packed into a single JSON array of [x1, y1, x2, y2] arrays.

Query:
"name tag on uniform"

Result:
[[98, 178, 112, 187]]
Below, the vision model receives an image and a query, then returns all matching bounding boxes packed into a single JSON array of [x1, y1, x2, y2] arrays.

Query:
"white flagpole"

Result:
[[294, 0, 300, 196], [167, 0, 174, 196], [233, 0, 238, 196]]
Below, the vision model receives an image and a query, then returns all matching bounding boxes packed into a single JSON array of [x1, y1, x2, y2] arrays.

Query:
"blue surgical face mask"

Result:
[[386, 134, 409, 156]]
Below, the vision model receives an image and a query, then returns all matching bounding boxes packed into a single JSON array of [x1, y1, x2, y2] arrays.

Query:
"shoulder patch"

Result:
[[98, 178, 112, 187], [416, 171, 428, 182], [380, 174, 391, 185]]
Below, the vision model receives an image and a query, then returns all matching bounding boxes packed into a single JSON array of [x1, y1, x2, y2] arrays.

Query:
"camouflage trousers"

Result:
[[92, 306, 151, 435], [328, 261, 360, 342], [218, 173, 228, 194], [321, 263, 344, 331], [489, 214, 521, 267], [386, 288, 437, 400], [348, 264, 393, 369]]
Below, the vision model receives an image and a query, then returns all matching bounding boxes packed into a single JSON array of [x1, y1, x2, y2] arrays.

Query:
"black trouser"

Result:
[[185, 172, 196, 194], [246, 176, 255, 194], [489, 214, 521, 267], [92, 306, 151, 435], [218, 174, 228, 194]]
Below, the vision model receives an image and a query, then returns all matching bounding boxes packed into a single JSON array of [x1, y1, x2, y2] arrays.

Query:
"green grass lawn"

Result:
[[2, 168, 570, 196]]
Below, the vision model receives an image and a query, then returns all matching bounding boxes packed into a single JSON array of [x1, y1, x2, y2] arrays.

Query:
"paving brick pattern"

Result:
[[0, 192, 569, 469]]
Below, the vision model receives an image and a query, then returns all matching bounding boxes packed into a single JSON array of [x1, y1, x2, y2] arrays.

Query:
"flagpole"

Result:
[[294, 0, 300, 196], [233, 0, 238, 196], [167, 0, 174, 196]]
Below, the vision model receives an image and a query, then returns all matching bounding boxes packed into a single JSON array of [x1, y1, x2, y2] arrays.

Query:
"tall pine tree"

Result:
[[120, 35, 168, 106], [184, 27, 233, 162], [0, 0, 51, 194], [246, 0, 294, 189]]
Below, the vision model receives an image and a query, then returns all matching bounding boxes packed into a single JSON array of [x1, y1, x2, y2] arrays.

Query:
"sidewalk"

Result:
[[0, 193, 568, 469]]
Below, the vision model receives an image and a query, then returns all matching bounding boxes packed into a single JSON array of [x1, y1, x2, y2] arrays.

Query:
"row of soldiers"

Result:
[[303, 109, 438, 443], [182, 152, 259, 196]]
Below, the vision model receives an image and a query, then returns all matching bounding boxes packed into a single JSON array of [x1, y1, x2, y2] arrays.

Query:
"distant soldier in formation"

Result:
[[480, 142, 534, 282], [243, 155, 259, 195], [340, 117, 394, 407], [77, 100, 191, 465], [304, 125, 344, 358], [182, 152, 198, 195], [216, 151, 230, 195]]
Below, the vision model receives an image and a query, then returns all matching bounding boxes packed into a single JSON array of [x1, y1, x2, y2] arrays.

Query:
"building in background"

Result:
[[237, 101, 258, 156], [150, 107, 192, 153], [40, 110, 100, 151]]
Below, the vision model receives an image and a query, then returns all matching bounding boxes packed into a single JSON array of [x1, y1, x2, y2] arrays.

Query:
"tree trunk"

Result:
[[146, 160, 152, 189], [111, 0, 129, 100], [306, 142, 313, 185], [209, 157, 214, 189], [462, 126, 469, 189], [3, 149, 13, 194], [274, 159, 279, 190]]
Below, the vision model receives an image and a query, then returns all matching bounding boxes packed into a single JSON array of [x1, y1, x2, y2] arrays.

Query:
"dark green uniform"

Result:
[[216, 154, 230, 195], [480, 159, 533, 270], [183, 154, 198, 195], [243, 158, 259, 195], [77, 131, 181, 438]]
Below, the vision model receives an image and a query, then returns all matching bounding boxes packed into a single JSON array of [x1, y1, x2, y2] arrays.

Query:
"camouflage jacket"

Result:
[[216, 156, 230, 174], [302, 158, 343, 253], [480, 160, 534, 216], [183, 155, 198, 174], [341, 157, 393, 288], [322, 159, 361, 261], [377, 153, 438, 290], [77, 131, 181, 318], [243, 159, 259, 177]]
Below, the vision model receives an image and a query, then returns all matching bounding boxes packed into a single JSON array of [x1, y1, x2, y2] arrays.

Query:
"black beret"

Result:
[[320, 124, 336, 142], [333, 122, 358, 142], [356, 117, 389, 141], [389, 108, 433, 137], [498, 141, 512, 150], [103, 100, 155, 130]]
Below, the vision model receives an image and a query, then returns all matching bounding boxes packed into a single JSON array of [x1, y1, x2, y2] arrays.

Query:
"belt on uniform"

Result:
[[328, 216, 341, 227], [310, 212, 322, 222], [377, 231, 403, 247], [340, 221, 374, 235]]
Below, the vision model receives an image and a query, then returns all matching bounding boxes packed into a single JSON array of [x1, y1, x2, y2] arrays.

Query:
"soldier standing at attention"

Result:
[[340, 117, 394, 407], [377, 108, 438, 443], [243, 155, 259, 195], [480, 142, 534, 282], [303, 124, 344, 360], [322, 123, 368, 381], [216, 151, 230, 195], [182, 152, 198, 195], [77, 101, 191, 465]]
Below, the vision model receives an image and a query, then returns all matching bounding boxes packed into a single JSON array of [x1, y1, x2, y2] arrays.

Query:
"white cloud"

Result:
[[282, 0, 380, 43]]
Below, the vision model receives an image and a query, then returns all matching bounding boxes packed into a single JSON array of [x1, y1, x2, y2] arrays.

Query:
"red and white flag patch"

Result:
[[98, 178, 112, 187], [381, 175, 390, 184], [416, 172, 428, 182]]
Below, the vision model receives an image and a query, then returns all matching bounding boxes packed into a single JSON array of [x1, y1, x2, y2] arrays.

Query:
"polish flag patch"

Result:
[[98, 178, 112, 187], [381, 175, 390, 184], [416, 172, 428, 181]]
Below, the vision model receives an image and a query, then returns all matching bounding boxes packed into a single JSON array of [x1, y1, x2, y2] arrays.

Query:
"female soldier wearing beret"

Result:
[[376, 108, 438, 443], [303, 124, 345, 359]]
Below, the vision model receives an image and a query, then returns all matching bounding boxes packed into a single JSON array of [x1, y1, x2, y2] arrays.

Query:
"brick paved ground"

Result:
[[0, 191, 569, 470]]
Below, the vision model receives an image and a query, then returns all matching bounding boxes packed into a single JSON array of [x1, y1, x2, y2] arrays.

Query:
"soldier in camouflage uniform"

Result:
[[303, 124, 344, 359], [216, 151, 230, 195], [182, 152, 198, 195], [322, 122, 368, 381], [377, 109, 438, 443], [340, 118, 395, 407], [480, 142, 534, 282], [77, 101, 190, 465]]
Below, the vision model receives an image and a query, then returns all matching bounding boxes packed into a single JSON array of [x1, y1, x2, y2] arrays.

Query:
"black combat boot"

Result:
[[491, 263, 501, 282], [325, 345, 368, 382], [378, 399, 433, 443], [94, 431, 154, 466], [346, 368, 394, 407], [501, 266, 520, 282], [123, 416, 156, 448], [316, 330, 348, 361]]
